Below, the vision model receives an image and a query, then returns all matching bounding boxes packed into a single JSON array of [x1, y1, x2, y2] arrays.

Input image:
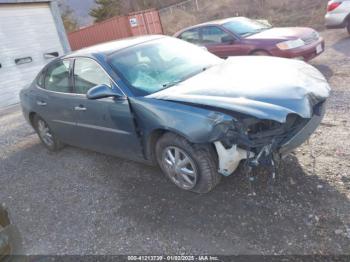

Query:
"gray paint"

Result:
[[19, 38, 330, 169], [150, 56, 331, 123]]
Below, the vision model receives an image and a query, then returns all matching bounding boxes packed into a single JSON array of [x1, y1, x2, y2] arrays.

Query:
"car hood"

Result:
[[148, 56, 330, 123], [246, 27, 315, 41]]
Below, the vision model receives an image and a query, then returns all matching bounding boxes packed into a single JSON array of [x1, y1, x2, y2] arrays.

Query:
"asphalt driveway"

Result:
[[0, 30, 350, 255]]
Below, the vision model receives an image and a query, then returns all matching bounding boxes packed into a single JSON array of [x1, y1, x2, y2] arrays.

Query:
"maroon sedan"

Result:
[[174, 17, 325, 61]]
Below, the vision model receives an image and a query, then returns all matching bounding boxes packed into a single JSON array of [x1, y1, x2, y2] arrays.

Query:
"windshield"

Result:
[[108, 37, 221, 96], [223, 18, 271, 37]]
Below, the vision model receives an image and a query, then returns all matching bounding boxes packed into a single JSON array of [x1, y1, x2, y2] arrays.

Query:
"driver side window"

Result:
[[73, 58, 111, 94]]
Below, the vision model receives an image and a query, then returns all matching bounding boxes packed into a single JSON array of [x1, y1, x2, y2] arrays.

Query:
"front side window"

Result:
[[108, 37, 221, 96], [44, 60, 71, 93], [73, 58, 111, 94], [201, 26, 231, 44]]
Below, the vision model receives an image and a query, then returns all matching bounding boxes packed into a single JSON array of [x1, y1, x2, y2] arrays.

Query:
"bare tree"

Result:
[[58, 1, 79, 32], [90, 0, 122, 23]]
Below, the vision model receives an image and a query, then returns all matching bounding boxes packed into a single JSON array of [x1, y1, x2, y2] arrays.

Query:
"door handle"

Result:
[[74, 106, 87, 111], [36, 101, 47, 106]]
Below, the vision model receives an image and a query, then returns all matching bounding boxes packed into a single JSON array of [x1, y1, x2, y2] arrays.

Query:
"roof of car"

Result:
[[174, 17, 247, 35], [65, 35, 166, 58], [198, 17, 246, 26]]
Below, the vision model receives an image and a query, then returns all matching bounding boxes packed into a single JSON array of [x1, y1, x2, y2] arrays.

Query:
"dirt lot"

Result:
[[0, 29, 349, 255]]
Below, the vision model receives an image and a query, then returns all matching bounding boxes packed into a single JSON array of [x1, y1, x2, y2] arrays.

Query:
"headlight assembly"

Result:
[[276, 39, 305, 50]]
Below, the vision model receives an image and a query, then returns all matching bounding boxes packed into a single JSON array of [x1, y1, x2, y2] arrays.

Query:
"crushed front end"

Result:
[[214, 100, 327, 177]]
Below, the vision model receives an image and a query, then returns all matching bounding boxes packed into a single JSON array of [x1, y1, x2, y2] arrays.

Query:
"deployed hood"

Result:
[[246, 27, 315, 41], [149, 56, 330, 123]]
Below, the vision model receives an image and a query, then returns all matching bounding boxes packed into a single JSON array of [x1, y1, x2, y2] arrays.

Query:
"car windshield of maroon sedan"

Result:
[[223, 18, 272, 37], [108, 37, 221, 96]]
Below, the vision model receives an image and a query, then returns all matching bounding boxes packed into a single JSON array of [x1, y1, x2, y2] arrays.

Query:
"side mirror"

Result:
[[221, 35, 235, 44], [87, 84, 123, 100]]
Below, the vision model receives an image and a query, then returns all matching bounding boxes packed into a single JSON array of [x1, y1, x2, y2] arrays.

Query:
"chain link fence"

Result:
[[159, 0, 200, 17]]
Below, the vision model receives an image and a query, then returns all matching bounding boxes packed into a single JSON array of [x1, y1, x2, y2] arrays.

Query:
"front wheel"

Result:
[[33, 115, 63, 151], [156, 133, 221, 193]]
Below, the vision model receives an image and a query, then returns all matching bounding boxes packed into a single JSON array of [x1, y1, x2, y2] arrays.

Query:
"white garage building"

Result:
[[0, 0, 70, 108]]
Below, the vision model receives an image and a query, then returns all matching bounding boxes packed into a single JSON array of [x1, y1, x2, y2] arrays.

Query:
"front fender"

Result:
[[128, 97, 236, 156]]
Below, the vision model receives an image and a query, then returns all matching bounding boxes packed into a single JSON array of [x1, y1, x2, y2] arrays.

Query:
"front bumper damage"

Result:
[[214, 142, 250, 176], [214, 101, 326, 177]]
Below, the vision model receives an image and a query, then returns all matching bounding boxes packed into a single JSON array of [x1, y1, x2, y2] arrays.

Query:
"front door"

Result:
[[34, 59, 78, 145], [200, 26, 244, 58], [71, 57, 143, 160]]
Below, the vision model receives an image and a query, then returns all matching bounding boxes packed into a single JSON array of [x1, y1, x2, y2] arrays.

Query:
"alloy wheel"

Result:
[[162, 146, 198, 190], [37, 119, 54, 147]]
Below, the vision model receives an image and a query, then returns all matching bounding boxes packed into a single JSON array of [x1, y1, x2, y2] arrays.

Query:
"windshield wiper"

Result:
[[162, 79, 183, 88]]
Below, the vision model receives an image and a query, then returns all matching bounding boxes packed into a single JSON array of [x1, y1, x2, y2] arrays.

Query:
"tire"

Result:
[[33, 115, 63, 151], [155, 133, 221, 193], [251, 50, 270, 56], [347, 19, 350, 35]]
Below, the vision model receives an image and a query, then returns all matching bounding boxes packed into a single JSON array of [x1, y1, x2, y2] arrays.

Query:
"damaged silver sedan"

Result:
[[20, 35, 330, 193]]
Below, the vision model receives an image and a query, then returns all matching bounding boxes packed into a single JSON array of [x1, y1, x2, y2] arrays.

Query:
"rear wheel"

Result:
[[33, 115, 63, 151], [156, 133, 221, 193]]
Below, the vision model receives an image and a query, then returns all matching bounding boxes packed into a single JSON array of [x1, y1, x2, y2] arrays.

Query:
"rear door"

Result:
[[34, 59, 79, 145], [71, 57, 143, 160]]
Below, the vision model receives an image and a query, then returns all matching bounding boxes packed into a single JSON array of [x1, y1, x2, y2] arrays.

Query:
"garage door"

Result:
[[0, 3, 64, 107]]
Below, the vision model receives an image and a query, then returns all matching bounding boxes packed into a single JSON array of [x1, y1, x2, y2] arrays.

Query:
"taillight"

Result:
[[327, 1, 342, 12]]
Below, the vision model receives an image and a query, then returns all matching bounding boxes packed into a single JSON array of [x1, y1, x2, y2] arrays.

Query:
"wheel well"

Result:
[[29, 112, 37, 128], [145, 129, 218, 166], [145, 129, 167, 164]]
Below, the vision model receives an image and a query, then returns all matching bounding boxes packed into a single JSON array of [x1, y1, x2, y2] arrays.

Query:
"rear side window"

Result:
[[73, 58, 111, 94], [36, 70, 46, 88], [44, 60, 71, 93], [179, 28, 201, 44]]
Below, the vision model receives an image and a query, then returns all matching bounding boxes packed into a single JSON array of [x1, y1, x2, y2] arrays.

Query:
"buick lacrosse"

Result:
[[20, 35, 330, 193]]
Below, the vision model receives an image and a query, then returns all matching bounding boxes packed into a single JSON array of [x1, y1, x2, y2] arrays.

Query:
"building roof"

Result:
[[0, 0, 52, 3]]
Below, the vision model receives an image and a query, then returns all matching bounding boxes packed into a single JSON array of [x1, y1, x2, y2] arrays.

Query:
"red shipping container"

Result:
[[68, 9, 163, 51]]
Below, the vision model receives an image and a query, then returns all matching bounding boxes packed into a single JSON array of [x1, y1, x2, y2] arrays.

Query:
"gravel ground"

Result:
[[0, 29, 349, 255]]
